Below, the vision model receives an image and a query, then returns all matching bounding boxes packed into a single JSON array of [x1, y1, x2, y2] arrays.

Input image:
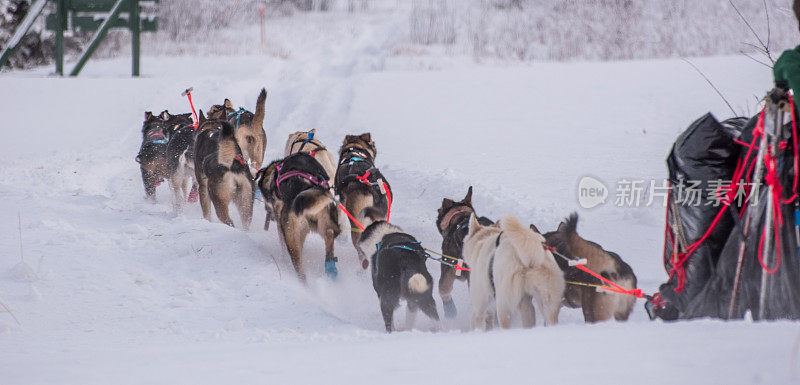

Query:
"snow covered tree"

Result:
[[0, 0, 52, 70]]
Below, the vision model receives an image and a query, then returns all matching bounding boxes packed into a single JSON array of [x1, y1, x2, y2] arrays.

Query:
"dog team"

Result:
[[136, 88, 639, 332]]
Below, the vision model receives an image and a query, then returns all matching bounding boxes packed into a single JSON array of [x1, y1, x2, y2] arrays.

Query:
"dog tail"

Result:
[[498, 215, 548, 268], [359, 206, 387, 228], [292, 189, 334, 217], [558, 212, 580, 244], [357, 220, 403, 259], [254, 88, 267, 126], [407, 273, 430, 294]]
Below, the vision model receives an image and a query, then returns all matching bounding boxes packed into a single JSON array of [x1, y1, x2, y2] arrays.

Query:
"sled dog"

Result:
[[284, 129, 337, 181], [359, 221, 440, 332], [463, 214, 565, 330], [256, 153, 340, 281], [334, 133, 393, 269], [193, 111, 254, 228], [136, 112, 170, 200], [435, 186, 494, 318], [543, 213, 637, 322], [207, 89, 268, 170]]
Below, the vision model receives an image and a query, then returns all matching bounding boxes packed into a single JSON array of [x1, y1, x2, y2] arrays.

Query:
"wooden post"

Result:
[[130, 0, 140, 76]]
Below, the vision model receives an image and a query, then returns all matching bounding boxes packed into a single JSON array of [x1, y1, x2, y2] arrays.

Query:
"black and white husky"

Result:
[[358, 221, 440, 333]]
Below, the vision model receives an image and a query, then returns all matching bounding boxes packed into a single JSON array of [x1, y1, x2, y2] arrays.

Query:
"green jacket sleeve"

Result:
[[774, 46, 800, 95]]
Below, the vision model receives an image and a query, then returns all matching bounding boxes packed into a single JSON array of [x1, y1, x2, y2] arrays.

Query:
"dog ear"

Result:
[[468, 214, 480, 235], [441, 198, 455, 210], [198, 109, 206, 126], [461, 186, 473, 205], [529, 224, 540, 233], [160, 110, 171, 121], [556, 221, 567, 232], [144, 111, 153, 121], [343, 135, 356, 145], [224, 99, 234, 109], [359, 133, 372, 142]]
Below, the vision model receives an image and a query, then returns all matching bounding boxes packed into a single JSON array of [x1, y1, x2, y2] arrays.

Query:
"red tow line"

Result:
[[541, 243, 648, 299]]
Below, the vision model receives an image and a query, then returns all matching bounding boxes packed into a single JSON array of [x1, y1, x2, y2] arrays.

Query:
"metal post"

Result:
[[55, 0, 65, 75], [130, 0, 140, 77], [758, 104, 784, 320], [729, 109, 771, 318]]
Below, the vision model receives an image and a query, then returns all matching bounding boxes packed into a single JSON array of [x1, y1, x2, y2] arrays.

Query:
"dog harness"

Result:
[[275, 162, 330, 198], [488, 232, 503, 296], [147, 128, 168, 144], [336, 148, 393, 221], [227, 108, 246, 132], [375, 237, 427, 273], [337, 149, 386, 192], [290, 131, 327, 157]]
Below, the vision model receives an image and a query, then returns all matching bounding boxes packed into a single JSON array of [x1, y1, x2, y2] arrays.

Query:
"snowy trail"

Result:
[[1, 10, 799, 384]]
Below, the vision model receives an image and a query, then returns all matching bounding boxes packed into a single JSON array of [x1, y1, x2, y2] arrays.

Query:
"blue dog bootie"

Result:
[[325, 256, 338, 280], [443, 298, 457, 319]]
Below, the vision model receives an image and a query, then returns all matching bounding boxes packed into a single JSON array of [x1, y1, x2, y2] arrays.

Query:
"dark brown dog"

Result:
[[334, 133, 392, 269], [136, 112, 170, 200], [543, 213, 637, 322], [256, 153, 340, 281], [435, 186, 493, 318], [193, 111, 254, 228]]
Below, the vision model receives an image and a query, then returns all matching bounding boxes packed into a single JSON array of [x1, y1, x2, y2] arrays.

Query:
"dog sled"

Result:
[[651, 88, 800, 320]]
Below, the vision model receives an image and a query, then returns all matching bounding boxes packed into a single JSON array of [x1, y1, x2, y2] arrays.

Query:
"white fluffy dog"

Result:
[[462, 214, 565, 330]]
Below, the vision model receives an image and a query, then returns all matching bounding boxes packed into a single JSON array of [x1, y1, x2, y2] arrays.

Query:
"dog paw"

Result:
[[325, 262, 338, 280]]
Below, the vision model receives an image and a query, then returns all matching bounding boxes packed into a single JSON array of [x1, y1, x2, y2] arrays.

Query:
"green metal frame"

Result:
[[68, 0, 127, 76], [2, 0, 158, 76]]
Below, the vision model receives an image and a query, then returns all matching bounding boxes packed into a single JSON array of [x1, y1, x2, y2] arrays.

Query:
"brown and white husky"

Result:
[[256, 153, 341, 282], [463, 214, 565, 330], [193, 111, 254, 228], [334, 133, 392, 270], [284, 129, 337, 181], [206, 89, 268, 170], [543, 213, 637, 323]]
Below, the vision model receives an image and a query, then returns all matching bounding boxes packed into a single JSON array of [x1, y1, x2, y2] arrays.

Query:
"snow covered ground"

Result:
[[1, 10, 799, 385]]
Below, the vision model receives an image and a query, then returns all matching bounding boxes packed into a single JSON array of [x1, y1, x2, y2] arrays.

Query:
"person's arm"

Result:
[[774, 46, 800, 93]]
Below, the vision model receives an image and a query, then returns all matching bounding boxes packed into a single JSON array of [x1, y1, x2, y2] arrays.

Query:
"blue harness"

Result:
[[227, 108, 246, 132]]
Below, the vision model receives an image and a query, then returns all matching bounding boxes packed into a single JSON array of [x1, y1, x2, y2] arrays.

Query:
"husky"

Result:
[[358, 221, 440, 332], [193, 110, 254, 228], [159, 110, 193, 138], [543, 213, 637, 323], [206, 89, 268, 170], [136, 112, 170, 200], [463, 214, 565, 330], [334, 133, 393, 270], [166, 124, 198, 214], [284, 129, 337, 181], [434, 186, 494, 318], [256, 153, 341, 281]]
